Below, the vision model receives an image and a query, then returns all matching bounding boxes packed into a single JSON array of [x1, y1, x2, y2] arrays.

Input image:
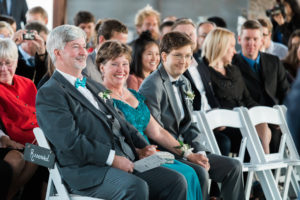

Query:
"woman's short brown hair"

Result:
[[160, 31, 194, 54], [96, 40, 132, 67]]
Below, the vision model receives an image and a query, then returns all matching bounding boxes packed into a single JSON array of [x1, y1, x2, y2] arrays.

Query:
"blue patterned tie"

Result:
[[75, 77, 86, 88]]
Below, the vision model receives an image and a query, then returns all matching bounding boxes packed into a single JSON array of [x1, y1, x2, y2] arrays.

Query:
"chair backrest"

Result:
[[33, 127, 71, 200], [193, 109, 249, 162], [238, 105, 300, 163]]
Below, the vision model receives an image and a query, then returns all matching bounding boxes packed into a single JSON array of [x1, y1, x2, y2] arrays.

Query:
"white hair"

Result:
[[46, 24, 86, 64]]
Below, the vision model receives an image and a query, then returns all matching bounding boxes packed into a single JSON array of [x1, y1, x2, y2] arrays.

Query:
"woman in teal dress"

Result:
[[97, 40, 202, 200]]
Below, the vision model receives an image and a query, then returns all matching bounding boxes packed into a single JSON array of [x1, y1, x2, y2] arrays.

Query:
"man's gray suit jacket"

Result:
[[36, 71, 148, 190], [139, 64, 207, 152], [82, 51, 103, 83]]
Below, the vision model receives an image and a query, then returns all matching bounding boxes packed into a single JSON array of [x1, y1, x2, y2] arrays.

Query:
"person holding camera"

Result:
[[12, 22, 48, 86], [269, 0, 300, 45]]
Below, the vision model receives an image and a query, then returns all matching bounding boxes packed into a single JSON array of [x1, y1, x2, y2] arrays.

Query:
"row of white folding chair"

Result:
[[33, 127, 103, 200], [241, 105, 300, 199], [193, 108, 258, 200], [193, 105, 300, 200]]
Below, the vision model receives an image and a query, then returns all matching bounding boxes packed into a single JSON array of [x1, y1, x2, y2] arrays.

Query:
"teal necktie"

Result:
[[75, 77, 86, 88]]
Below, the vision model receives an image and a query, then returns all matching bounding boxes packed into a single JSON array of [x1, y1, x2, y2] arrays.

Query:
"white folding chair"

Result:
[[238, 105, 300, 200], [193, 109, 253, 199], [33, 127, 103, 200]]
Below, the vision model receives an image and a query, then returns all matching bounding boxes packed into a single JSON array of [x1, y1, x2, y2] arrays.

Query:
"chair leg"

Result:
[[257, 170, 282, 200], [290, 169, 300, 199], [283, 165, 293, 200], [245, 171, 254, 200]]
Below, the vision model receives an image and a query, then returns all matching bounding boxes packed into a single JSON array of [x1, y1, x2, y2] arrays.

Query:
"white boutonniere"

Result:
[[184, 90, 195, 102], [98, 90, 111, 102]]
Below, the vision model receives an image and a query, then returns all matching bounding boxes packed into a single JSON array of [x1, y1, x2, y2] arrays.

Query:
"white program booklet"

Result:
[[134, 151, 175, 173], [134, 154, 165, 173]]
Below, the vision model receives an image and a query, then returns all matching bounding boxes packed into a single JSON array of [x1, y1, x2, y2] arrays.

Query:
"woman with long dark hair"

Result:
[[127, 31, 160, 90]]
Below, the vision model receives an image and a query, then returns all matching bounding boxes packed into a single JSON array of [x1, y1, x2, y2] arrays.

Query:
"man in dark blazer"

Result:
[[14, 22, 49, 86], [82, 19, 128, 83], [36, 25, 187, 200], [0, 0, 27, 30], [232, 20, 290, 152], [139, 31, 245, 200]]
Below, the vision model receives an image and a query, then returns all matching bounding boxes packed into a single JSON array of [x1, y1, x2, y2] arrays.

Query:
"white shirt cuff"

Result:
[[196, 151, 207, 156], [106, 150, 115, 166]]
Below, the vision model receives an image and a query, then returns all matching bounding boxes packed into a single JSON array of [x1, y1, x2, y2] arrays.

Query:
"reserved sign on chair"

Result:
[[24, 143, 55, 169]]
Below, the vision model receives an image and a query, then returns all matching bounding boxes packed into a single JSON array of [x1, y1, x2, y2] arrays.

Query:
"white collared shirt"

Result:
[[187, 58, 211, 111], [56, 69, 115, 166], [18, 45, 35, 67], [167, 73, 185, 121]]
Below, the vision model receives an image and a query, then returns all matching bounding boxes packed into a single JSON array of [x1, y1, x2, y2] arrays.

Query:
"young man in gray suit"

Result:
[[139, 31, 245, 200], [36, 25, 187, 200]]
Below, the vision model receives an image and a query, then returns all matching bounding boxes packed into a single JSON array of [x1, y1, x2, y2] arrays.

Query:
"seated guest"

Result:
[[74, 11, 96, 51], [139, 31, 245, 200], [0, 39, 38, 199], [202, 27, 272, 153], [36, 24, 187, 200], [12, 22, 48, 86], [131, 5, 160, 44], [258, 18, 288, 60], [285, 45, 300, 153], [127, 31, 160, 90], [207, 16, 227, 28], [196, 21, 216, 59], [26, 6, 48, 25], [0, 38, 39, 145], [0, 15, 17, 32], [282, 41, 300, 79], [172, 19, 230, 158], [159, 20, 174, 40], [99, 40, 202, 200], [0, 21, 14, 38], [232, 20, 290, 153], [82, 19, 128, 83], [287, 29, 300, 50]]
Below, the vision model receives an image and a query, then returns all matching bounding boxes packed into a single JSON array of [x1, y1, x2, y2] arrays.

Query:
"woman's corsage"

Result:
[[184, 90, 195, 102], [98, 90, 111, 102], [174, 140, 194, 159]]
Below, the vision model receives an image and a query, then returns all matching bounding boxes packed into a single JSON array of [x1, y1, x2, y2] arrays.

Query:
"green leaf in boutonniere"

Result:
[[98, 90, 111, 102], [184, 90, 195, 102]]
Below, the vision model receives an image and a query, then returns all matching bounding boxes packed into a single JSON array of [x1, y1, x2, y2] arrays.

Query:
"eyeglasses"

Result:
[[171, 53, 193, 61], [0, 60, 14, 68]]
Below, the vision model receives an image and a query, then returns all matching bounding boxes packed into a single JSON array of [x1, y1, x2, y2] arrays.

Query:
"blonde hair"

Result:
[[135, 5, 160, 27], [202, 27, 234, 67], [0, 21, 13, 38]]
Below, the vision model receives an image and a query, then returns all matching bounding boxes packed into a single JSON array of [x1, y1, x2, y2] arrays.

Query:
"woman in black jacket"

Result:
[[201, 28, 272, 153]]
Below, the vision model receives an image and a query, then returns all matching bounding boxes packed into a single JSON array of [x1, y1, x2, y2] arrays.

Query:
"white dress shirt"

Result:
[[187, 58, 211, 111], [167, 73, 185, 120], [56, 69, 115, 166]]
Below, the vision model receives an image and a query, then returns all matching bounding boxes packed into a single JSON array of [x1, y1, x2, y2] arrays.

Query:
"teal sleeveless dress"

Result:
[[113, 89, 202, 200]]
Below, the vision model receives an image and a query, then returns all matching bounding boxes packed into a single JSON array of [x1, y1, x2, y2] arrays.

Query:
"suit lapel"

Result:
[[52, 72, 111, 127], [259, 54, 268, 85], [159, 66, 182, 125]]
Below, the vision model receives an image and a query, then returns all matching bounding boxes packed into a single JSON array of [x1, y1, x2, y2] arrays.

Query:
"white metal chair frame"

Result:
[[193, 105, 300, 200], [33, 128, 103, 200], [240, 105, 300, 200]]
